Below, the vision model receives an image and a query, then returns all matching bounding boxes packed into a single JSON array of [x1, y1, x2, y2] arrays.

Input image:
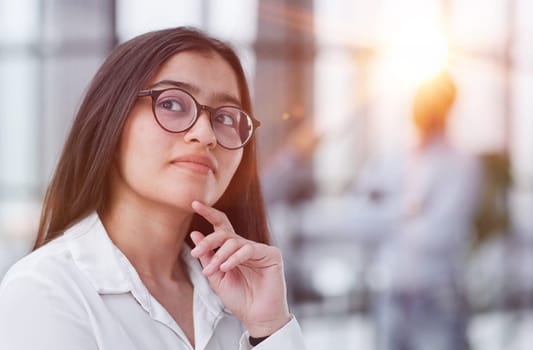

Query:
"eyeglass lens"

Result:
[[154, 89, 253, 149]]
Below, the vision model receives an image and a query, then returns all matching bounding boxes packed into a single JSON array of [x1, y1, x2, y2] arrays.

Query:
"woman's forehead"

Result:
[[149, 51, 241, 104]]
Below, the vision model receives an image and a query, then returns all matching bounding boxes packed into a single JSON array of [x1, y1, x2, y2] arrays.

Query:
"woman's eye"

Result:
[[214, 114, 236, 127], [159, 99, 184, 112]]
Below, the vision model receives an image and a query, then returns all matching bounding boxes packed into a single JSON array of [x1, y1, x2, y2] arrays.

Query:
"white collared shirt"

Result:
[[0, 213, 305, 350]]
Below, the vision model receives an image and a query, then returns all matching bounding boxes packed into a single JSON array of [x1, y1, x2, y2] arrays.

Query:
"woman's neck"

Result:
[[100, 199, 193, 282]]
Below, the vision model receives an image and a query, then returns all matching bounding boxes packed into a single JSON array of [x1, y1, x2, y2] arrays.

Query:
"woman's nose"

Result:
[[183, 111, 217, 148]]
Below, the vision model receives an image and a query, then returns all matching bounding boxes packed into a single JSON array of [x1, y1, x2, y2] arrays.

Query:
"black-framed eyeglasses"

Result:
[[138, 88, 260, 150]]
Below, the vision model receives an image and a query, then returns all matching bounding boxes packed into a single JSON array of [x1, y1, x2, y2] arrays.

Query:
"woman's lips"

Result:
[[170, 154, 217, 175], [171, 160, 212, 175]]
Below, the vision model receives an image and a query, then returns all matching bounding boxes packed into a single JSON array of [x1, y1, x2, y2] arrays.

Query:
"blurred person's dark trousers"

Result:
[[373, 287, 469, 350]]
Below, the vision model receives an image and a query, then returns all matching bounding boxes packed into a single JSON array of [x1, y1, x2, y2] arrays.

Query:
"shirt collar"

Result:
[[64, 212, 226, 316], [181, 244, 227, 317], [66, 212, 131, 294]]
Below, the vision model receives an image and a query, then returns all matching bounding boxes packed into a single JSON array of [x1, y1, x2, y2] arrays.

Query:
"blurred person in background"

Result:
[[356, 71, 483, 350], [0, 27, 305, 350]]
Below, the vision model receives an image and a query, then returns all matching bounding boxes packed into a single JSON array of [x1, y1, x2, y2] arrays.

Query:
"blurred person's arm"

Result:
[[347, 154, 406, 242]]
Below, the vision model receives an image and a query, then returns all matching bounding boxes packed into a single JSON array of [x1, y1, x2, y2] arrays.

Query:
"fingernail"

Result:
[[191, 247, 202, 256]]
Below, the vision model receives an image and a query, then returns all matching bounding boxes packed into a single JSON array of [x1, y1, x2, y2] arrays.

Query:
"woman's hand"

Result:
[[189, 201, 291, 338]]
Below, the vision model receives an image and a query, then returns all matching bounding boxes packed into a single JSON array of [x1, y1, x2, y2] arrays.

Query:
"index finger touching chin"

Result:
[[191, 201, 231, 230]]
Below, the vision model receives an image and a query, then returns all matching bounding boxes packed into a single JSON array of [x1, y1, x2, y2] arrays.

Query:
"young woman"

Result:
[[0, 27, 305, 350]]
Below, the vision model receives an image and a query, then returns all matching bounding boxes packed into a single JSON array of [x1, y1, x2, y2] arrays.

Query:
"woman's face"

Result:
[[113, 51, 244, 212]]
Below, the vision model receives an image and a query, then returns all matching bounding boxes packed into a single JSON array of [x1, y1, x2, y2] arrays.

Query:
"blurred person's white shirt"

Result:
[[0, 213, 304, 350], [357, 135, 482, 292]]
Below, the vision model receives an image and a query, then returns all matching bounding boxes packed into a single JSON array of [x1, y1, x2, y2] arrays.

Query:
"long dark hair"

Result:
[[34, 27, 270, 249]]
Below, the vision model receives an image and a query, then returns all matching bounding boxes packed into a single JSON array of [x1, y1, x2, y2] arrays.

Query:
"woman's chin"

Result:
[[163, 191, 217, 210]]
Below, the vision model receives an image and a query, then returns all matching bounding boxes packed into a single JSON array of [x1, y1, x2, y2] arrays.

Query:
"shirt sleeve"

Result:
[[0, 275, 99, 350], [238, 315, 306, 350]]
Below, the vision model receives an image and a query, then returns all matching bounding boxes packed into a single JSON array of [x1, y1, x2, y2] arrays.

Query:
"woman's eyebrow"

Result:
[[149, 80, 242, 107], [149, 80, 198, 92]]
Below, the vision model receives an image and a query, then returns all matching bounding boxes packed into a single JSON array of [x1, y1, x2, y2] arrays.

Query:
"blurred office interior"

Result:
[[1, 0, 533, 349]]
